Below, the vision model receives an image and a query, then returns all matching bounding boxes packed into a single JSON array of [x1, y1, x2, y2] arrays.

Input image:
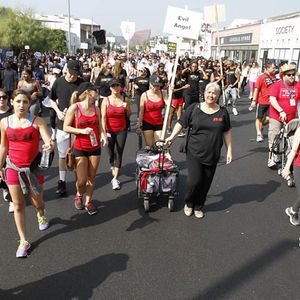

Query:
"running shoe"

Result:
[[256, 134, 264, 142], [178, 131, 186, 137], [285, 207, 300, 226], [232, 107, 238, 116], [85, 202, 97, 215], [16, 240, 31, 258], [184, 204, 193, 217], [9, 201, 14, 213], [37, 211, 49, 231], [56, 180, 66, 196], [74, 194, 84, 210], [167, 129, 172, 135], [111, 178, 121, 190], [267, 158, 277, 168], [194, 210, 205, 219]]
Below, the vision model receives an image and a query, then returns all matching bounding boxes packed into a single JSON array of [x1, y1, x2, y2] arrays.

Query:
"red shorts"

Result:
[[172, 97, 184, 108], [6, 168, 45, 186]]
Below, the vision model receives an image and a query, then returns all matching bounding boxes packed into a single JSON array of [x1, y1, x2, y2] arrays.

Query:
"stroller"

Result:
[[135, 142, 179, 212], [271, 118, 300, 187]]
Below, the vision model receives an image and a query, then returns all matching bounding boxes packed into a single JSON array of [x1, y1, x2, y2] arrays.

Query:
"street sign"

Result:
[[163, 6, 202, 40], [168, 42, 177, 52], [120, 21, 136, 41], [25, 45, 30, 50]]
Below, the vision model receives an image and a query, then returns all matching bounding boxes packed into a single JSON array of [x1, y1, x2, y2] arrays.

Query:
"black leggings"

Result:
[[107, 129, 128, 168], [185, 153, 217, 210]]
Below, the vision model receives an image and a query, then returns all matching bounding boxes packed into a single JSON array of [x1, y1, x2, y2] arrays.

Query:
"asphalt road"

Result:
[[1, 95, 299, 300]]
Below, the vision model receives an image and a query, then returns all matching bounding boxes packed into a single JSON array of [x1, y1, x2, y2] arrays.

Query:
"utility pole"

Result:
[[68, 0, 72, 55]]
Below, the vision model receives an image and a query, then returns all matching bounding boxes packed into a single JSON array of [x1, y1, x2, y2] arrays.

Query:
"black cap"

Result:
[[150, 74, 163, 86], [78, 82, 100, 96], [67, 60, 80, 75], [109, 79, 121, 87]]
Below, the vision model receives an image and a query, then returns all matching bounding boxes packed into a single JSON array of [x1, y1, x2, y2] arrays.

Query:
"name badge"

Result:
[[290, 98, 296, 106]]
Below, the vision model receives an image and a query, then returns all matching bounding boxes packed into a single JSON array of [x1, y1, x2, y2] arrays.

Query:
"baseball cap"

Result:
[[78, 82, 100, 96], [150, 74, 163, 86], [67, 60, 80, 75]]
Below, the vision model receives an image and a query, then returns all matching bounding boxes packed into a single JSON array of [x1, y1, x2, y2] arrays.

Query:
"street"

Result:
[[1, 96, 299, 300]]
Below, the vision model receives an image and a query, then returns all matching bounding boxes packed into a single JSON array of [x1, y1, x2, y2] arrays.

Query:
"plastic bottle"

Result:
[[39, 151, 50, 168], [89, 130, 98, 147]]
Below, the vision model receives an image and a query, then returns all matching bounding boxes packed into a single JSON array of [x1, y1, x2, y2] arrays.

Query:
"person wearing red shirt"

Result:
[[251, 61, 277, 142], [0, 90, 54, 258], [64, 82, 107, 215], [137, 74, 165, 146], [101, 80, 131, 190], [268, 63, 300, 168]]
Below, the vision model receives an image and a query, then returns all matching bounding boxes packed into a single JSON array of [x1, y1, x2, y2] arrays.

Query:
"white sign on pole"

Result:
[[80, 43, 88, 50], [163, 6, 202, 40], [204, 4, 226, 24], [120, 21, 135, 41], [25, 45, 30, 50]]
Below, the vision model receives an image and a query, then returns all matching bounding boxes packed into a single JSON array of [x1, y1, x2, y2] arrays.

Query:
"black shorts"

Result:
[[256, 104, 269, 119], [142, 120, 163, 131], [73, 148, 101, 158]]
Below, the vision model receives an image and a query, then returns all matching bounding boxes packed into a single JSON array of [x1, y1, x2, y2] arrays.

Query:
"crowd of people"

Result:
[[0, 48, 300, 257]]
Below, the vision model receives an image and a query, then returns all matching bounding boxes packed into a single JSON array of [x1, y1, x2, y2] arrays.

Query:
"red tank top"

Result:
[[143, 92, 165, 125], [6, 114, 39, 168], [106, 97, 127, 132], [73, 103, 100, 151]]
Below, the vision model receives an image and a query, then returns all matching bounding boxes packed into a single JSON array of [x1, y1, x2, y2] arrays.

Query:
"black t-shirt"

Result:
[[135, 76, 149, 96], [182, 70, 201, 96], [49, 76, 83, 130], [173, 77, 186, 99], [95, 74, 113, 97], [118, 69, 127, 88], [178, 103, 231, 165], [0, 107, 13, 120], [226, 68, 238, 88]]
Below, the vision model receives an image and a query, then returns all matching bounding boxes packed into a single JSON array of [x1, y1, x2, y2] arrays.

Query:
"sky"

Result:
[[1, 0, 299, 36]]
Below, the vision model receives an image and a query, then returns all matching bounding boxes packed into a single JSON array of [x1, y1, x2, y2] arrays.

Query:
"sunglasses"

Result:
[[0, 95, 8, 100], [285, 73, 295, 77]]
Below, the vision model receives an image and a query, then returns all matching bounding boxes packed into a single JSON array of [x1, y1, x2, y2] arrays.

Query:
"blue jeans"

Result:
[[225, 87, 238, 107]]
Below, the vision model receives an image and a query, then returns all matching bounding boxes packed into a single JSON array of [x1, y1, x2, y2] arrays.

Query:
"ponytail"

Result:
[[70, 90, 79, 105]]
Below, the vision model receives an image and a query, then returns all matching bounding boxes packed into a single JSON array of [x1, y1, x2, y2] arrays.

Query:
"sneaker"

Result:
[[110, 166, 115, 177], [194, 210, 205, 219], [285, 207, 300, 226], [85, 202, 97, 215], [3, 188, 11, 202], [111, 178, 121, 190], [167, 129, 172, 135], [16, 240, 31, 258], [74, 194, 84, 210], [37, 211, 49, 231], [184, 204, 193, 217], [232, 107, 238, 116], [267, 158, 277, 168], [9, 201, 14, 213], [56, 180, 66, 195], [256, 134, 264, 142]]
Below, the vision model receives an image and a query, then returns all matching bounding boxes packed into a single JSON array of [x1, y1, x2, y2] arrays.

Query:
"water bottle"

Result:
[[89, 130, 98, 147], [39, 151, 50, 168]]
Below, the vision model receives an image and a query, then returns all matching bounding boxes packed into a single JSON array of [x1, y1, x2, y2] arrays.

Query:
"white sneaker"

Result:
[[256, 134, 264, 142], [9, 201, 14, 213], [267, 158, 276, 168], [232, 107, 238, 116], [184, 204, 193, 217], [111, 178, 120, 190], [194, 210, 205, 219]]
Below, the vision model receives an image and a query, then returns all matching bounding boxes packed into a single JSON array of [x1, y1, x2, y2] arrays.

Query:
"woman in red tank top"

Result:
[[64, 82, 107, 215], [137, 74, 165, 146], [282, 127, 300, 226], [101, 79, 131, 190], [0, 90, 54, 258]]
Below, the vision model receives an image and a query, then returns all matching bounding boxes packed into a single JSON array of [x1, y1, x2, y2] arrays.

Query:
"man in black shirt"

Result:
[[50, 60, 83, 196]]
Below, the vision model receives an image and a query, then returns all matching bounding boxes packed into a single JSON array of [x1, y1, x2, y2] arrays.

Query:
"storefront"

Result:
[[258, 12, 300, 71], [211, 22, 261, 63]]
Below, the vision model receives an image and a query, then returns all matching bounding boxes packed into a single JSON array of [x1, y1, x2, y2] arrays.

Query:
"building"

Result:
[[258, 11, 300, 70], [35, 14, 100, 54]]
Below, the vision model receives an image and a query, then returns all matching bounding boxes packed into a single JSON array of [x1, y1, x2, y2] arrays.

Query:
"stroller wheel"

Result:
[[144, 197, 150, 212], [168, 197, 174, 212]]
